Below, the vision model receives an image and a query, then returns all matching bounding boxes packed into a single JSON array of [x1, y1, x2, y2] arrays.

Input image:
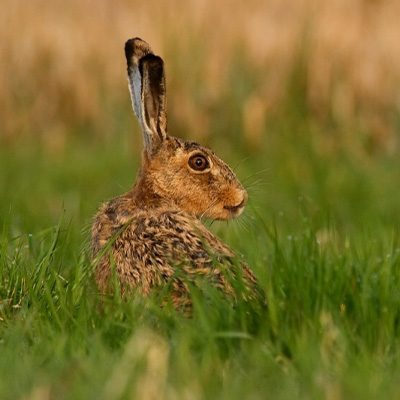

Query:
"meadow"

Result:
[[1, 1, 400, 399]]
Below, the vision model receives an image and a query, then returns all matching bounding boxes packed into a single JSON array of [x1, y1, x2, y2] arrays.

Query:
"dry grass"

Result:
[[1, 0, 399, 148]]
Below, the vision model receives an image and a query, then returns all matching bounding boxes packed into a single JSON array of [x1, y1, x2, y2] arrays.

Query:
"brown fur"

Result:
[[91, 38, 257, 308]]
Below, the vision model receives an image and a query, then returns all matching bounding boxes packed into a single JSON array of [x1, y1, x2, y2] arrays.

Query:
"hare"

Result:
[[91, 38, 257, 307]]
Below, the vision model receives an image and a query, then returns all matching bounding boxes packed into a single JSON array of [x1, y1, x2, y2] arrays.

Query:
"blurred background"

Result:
[[1, 0, 400, 234]]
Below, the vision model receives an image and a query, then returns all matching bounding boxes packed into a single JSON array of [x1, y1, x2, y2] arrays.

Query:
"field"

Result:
[[1, 1, 400, 399]]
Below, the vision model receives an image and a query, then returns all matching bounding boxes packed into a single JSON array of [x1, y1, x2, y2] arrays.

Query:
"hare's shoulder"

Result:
[[117, 211, 258, 298], [119, 210, 235, 260], [91, 195, 233, 259]]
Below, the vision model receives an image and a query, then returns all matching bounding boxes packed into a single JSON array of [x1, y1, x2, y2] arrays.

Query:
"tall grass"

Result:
[[1, 200, 400, 399]]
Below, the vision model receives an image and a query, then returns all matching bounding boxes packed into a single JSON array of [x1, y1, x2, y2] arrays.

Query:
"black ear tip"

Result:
[[124, 38, 140, 60], [125, 37, 154, 62]]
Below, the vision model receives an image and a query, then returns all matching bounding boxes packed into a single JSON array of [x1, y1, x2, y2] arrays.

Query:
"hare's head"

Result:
[[125, 38, 247, 221]]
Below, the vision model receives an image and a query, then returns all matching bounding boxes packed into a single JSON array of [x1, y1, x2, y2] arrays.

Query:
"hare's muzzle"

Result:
[[223, 191, 248, 217]]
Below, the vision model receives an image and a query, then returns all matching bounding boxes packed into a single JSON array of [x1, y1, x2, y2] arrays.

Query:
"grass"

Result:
[[1, 114, 400, 399]]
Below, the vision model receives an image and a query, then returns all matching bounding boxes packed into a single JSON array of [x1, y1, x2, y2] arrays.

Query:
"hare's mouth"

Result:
[[223, 198, 246, 214]]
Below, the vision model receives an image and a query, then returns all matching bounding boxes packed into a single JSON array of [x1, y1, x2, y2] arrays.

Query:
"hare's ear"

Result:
[[125, 38, 167, 153]]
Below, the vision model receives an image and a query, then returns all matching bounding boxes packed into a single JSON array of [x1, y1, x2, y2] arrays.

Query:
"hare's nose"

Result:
[[224, 191, 248, 212]]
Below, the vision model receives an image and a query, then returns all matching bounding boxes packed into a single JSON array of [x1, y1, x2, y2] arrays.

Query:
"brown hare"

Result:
[[91, 38, 257, 308]]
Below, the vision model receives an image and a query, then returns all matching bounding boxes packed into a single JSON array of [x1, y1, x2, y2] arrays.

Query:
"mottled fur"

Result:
[[91, 38, 257, 307]]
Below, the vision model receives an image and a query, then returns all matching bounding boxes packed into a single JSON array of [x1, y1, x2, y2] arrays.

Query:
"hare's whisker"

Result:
[[232, 156, 251, 173], [242, 168, 270, 185], [200, 199, 219, 221]]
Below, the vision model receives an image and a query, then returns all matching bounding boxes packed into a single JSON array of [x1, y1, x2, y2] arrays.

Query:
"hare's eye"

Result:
[[188, 154, 209, 172]]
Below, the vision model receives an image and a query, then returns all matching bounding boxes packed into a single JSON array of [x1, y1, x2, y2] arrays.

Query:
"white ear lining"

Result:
[[127, 60, 156, 151], [128, 65, 142, 120]]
